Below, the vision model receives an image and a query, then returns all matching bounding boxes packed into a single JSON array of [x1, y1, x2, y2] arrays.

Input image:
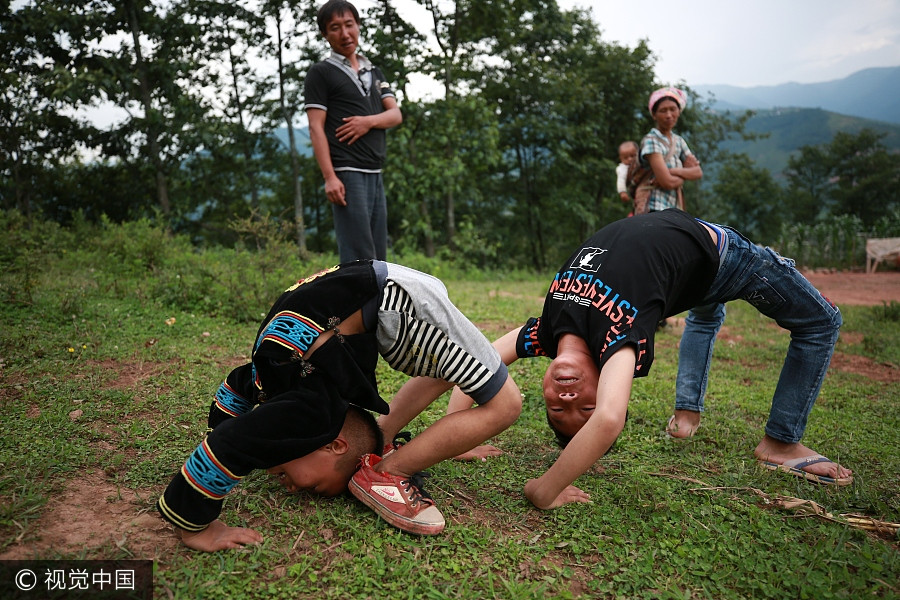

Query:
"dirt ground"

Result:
[[2, 270, 899, 562], [801, 269, 900, 306]]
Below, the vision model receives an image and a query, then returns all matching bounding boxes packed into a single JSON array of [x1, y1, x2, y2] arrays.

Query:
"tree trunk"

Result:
[[275, 15, 306, 256], [12, 153, 31, 224], [408, 121, 434, 256], [444, 186, 455, 250], [226, 21, 260, 207], [125, 0, 170, 215]]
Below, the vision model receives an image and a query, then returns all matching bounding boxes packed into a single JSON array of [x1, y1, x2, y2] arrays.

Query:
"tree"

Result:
[[827, 129, 900, 226], [364, 0, 426, 100], [3, 0, 261, 228], [3, 0, 769, 264], [785, 128, 900, 226], [387, 96, 500, 261], [66, 0, 217, 220], [162, 0, 299, 244], [784, 144, 831, 222], [187, 0, 272, 208], [410, 0, 522, 252], [669, 89, 757, 221], [249, 0, 328, 255], [0, 2, 98, 221], [712, 153, 783, 242], [477, 3, 656, 268]]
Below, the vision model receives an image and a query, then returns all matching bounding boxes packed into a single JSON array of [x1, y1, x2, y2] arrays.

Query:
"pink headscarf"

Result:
[[648, 87, 687, 114]]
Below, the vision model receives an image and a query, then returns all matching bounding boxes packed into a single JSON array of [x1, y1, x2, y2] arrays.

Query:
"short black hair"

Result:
[[317, 0, 361, 34], [335, 404, 384, 475], [546, 410, 572, 448]]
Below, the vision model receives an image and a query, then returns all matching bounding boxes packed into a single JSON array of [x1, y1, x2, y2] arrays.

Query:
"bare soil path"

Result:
[[802, 270, 900, 306]]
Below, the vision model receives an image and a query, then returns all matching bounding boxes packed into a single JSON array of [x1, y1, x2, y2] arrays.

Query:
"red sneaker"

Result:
[[349, 454, 445, 535]]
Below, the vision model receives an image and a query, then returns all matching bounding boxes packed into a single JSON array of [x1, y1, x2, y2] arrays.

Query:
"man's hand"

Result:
[[324, 174, 346, 206], [336, 115, 373, 145], [180, 519, 263, 552], [524, 479, 591, 509]]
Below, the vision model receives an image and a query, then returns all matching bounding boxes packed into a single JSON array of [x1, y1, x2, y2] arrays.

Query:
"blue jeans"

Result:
[[333, 171, 388, 262], [675, 226, 842, 443]]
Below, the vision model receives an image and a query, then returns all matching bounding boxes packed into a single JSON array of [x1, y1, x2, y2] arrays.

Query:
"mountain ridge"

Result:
[[695, 66, 900, 125], [718, 106, 900, 177]]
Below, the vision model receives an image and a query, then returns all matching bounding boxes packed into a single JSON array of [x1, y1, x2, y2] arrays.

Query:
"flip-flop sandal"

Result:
[[759, 454, 853, 486], [665, 415, 697, 439]]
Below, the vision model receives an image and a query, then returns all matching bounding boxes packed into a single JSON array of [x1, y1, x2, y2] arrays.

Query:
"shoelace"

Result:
[[392, 431, 411, 450], [402, 471, 434, 505]]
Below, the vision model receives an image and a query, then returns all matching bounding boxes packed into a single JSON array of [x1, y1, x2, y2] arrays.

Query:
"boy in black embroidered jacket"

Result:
[[157, 261, 521, 549]]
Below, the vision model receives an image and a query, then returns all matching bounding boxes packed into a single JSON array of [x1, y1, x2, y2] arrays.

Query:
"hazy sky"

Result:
[[559, 0, 900, 87], [357, 0, 900, 90]]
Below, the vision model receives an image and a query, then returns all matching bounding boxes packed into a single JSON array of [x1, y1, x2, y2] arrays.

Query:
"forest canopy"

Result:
[[2, 0, 898, 269]]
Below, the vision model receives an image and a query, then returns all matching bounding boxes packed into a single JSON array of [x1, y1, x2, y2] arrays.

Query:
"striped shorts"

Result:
[[376, 263, 508, 405]]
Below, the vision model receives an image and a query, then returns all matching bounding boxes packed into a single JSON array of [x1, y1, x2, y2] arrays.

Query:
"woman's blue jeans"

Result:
[[675, 226, 842, 443]]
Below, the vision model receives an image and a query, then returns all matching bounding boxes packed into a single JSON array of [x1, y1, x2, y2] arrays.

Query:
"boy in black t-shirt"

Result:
[[449, 209, 852, 509]]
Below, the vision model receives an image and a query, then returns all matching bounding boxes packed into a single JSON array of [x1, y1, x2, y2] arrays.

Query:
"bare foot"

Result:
[[754, 436, 853, 482], [453, 445, 502, 462], [179, 519, 263, 552], [666, 410, 701, 439]]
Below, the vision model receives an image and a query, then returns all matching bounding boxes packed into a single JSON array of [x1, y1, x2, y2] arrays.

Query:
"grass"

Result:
[[0, 218, 898, 599]]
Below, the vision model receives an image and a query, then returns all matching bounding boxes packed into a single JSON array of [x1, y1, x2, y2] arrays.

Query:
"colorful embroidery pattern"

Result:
[[181, 439, 243, 500], [214, 380, 253, 417], [255, 311, 324, 357]]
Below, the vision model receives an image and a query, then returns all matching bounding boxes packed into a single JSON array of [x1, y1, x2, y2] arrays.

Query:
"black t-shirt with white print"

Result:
[[516, 209, 719, 377]]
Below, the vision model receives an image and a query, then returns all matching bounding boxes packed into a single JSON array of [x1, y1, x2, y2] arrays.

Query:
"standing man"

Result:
[[305, 0, 402, 262]]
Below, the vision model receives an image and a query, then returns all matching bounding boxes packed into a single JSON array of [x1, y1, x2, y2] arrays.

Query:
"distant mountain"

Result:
[[272, 73, 900, 181], [717, 107, 900, 177], [272, 126, 313, 156], [696, 66, 900, 125]]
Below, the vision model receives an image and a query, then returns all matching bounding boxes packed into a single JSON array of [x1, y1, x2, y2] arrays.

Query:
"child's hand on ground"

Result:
[[180, 519, 263, 552], [453, 444, 503, 462], [524, 479, 591, 510]]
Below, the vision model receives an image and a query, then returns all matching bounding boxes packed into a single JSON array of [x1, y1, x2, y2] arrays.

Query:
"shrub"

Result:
[[0, 209, 74, 305], [775, 214, 865, 269]]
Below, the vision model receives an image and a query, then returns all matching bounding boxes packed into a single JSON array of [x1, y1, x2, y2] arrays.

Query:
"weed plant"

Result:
[[1, 211, 898, 599], [775, 208, 900, 270]]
